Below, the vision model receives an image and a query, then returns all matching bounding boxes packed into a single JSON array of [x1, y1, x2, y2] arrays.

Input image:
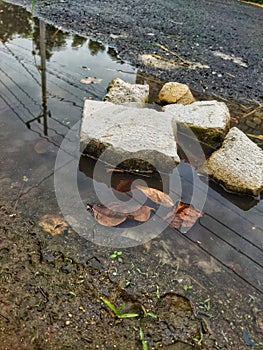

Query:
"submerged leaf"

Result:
[[128, 206, 154, 222], [164, 202, 203, 229], [80, 77, 102, 84], [114, 179, 133, 192], [90, 202, 154, 226], [92, 204, 127, 227], [134, 185, 174, 207]]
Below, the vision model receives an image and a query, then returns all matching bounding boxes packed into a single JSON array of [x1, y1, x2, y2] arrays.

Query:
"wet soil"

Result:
[[1, 203, 263, 350]]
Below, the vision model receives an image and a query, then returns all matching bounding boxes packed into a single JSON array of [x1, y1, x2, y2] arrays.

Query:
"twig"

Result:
[[150, 53, 190, 67], [154, 43, 189, 64], [0, 313, 9, 322], [242, 104, 262, 118], [13, 183, 25, 211], [246, 133, 263, 141]]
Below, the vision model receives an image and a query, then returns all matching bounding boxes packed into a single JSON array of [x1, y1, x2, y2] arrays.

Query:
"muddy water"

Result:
[[0, 1, 263, 348]]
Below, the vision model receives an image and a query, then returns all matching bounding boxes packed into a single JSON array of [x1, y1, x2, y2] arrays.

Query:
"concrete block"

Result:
[[164, 100, 230, 147], [81, 100, 180, 173], [203, 127, 263, 196], [104, 78, 149, 105]]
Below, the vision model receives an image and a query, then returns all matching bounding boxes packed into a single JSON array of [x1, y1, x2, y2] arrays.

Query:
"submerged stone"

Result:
[[203, 127, 263, 196], [104, 77, 149, 105], [164, 100, 230, 147], [158, 82, 195, 105], [81, 100, 180, 173]]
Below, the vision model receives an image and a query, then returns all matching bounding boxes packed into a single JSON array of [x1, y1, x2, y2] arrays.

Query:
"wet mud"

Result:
[[0, 2, 263, 349]]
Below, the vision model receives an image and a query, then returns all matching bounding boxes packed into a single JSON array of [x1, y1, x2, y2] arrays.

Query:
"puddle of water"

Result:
[[0, 2, 263, 344]]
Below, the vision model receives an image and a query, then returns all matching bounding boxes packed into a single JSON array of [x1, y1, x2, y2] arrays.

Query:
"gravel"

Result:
[[5, 0, 263, 102]]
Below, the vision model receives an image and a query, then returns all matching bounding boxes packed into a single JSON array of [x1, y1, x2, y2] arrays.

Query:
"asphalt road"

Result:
[[5, 0, 263, 102]]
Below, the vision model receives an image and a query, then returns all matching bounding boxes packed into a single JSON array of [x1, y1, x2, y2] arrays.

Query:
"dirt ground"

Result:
[[1, 202, 263, 350]]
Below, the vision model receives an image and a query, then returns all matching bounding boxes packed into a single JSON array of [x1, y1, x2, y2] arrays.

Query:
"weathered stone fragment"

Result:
[[140, 54, 179, 70], [203, 127, 263, 196], [158, 82, 195, 105], [81, 100, 180, 173], [104, 77, 149, 105], [164, 100, 230, 147]]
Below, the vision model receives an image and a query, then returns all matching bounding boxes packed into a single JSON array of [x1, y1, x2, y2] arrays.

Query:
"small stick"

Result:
[[13, 183, 25, 211]]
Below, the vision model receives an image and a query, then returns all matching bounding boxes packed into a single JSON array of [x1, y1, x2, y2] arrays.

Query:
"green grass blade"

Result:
[[118, 313, 139, 319], [100, 297, 118, 314]]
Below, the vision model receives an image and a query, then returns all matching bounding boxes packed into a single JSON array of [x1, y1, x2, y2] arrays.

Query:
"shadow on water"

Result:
[[0, 2, 263, 345]]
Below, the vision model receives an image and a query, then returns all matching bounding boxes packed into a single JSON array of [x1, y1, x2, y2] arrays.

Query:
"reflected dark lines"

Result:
[[0, 93, 25, 124], [0, 78, 38, 119], [199, 216, 263, 269], [2, 42, 41, 86], [0, 66, 41, 109], [206, 212, 263, 249], [177, 229, 263, 294]]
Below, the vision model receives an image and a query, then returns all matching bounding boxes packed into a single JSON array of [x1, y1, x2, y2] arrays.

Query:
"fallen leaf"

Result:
[[164, 202, 203, 229], [80, 77, 102, 84], [230, 117, 239, 125], [128, 206, 154, 222], [89, 202, 154, 226], [39, 214, 72, 235], [114, 179, 133, 192], [134, 185, 174, 207], [91, 204, 127, 227]]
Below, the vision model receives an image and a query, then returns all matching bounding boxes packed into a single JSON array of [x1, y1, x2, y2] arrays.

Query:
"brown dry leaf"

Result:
[[39, 214, 72, 235], [230, 117, 239, 125], [90, 202, 154, 226], [92, 204, 127, 227], [164, 202, 203, 229], [80, 77, 102, 84], [128, 206, 154, 222], [134, 185, 174, 207], [114, 179, 133, 192], [106, 201, 142, 214]]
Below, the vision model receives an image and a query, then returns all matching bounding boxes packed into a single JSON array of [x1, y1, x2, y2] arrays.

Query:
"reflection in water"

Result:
[[0, 0, 263, 296], [33, 21, 68, 60], [88, 38, 105, 56], [0, 1, 32, 42], [71, 35, 87, 48], [26, 21, 49, 135], [0, 0, 135, 141]]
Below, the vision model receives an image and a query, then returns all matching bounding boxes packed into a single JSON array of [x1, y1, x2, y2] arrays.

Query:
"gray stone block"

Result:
[[203, 127, 263, 196], [81, 100, 180, 173], [164, 100, 231, 147]]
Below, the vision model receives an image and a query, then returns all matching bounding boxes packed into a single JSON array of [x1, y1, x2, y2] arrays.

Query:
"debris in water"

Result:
[[80, 77, 102, 84]]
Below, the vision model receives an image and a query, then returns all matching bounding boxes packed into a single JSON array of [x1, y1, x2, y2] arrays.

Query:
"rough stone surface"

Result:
[[81, 100, 179, 172], [158, 82, 195, 105], [164, 100, 231, 147], [140, 54, 180, 71], [203, 127, 263, 196], [104, 77, 149, 105]]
